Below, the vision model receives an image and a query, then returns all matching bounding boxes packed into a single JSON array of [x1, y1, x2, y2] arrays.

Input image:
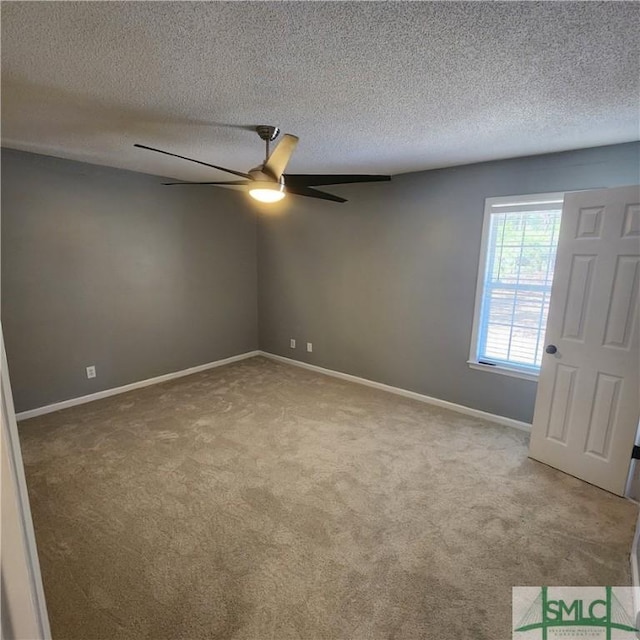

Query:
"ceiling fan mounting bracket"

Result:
[[255, 125, 280, 142]]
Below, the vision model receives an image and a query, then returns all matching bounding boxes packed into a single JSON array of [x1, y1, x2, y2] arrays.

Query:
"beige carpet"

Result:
[[18, 356, 637, 640]]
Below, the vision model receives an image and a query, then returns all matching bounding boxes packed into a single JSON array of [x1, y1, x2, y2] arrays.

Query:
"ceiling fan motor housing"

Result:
[[255, 125, 280, 142], [249, 166, 284, 184]]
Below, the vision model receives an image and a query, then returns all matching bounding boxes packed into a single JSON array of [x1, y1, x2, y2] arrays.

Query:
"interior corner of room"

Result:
[[4, 143, 638, 427]]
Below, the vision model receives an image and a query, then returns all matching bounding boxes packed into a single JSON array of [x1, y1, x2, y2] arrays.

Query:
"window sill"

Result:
[[467, 360, 539, 382]]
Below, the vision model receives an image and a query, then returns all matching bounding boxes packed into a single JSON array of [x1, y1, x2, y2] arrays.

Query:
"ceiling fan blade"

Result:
[[284, 185, 347, 203], [284, 174, 391, 187], [134, 144, 250, 179], [162, 180, 250, 186], [263, 134, 299, 180]]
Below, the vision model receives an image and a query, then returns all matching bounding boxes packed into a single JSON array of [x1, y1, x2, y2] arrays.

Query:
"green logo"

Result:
[[513, 587, 639, 639]]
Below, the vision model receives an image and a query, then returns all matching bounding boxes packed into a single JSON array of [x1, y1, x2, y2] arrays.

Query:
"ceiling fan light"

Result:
[[248, 181, 285, 203]]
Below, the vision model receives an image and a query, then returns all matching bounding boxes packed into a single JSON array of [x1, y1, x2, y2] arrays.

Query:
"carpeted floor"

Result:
[[18, 356, 637, 640]]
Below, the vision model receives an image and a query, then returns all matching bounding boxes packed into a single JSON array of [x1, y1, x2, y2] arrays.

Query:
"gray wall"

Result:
[[2, 149, 258, 413], [3, 143, 638, 420], [257, 142, 640, 423]]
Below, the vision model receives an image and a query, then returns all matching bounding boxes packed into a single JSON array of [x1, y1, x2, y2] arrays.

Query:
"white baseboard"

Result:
[[259, 351, 532, 433], [16, 349, 532, 433], [15, 351, 260, 421]]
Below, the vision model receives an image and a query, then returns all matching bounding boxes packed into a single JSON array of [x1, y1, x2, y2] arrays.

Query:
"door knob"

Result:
[[545, 344, 558, 354]]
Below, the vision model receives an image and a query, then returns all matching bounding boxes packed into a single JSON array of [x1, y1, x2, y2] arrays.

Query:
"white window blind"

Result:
[[471, 194, 564, 377]]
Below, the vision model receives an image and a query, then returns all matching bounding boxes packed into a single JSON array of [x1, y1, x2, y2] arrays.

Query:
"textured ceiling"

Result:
[[1, 1, 639, 182]]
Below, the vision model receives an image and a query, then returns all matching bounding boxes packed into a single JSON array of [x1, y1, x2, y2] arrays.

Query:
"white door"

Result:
[[529, 185, 640, 496]]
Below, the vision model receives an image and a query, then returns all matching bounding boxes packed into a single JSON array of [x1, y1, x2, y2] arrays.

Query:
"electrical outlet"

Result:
[[86, 365, 96, 379], [306, 342, 313, 353], [290, 339, 296, 349]]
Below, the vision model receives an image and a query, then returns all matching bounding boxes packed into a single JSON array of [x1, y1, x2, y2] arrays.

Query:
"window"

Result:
[[469, 192, 565, 380]]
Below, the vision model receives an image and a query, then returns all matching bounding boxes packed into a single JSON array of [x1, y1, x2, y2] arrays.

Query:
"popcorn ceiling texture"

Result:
[[1, 2, 638, 182]]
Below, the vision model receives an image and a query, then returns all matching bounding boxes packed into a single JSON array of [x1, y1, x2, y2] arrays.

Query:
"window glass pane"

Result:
[[478, 205, 562, 371], [512, 290, 545, 328]]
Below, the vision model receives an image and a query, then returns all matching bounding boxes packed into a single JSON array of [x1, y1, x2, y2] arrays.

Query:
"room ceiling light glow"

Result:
[[248, 181, 285, 203]]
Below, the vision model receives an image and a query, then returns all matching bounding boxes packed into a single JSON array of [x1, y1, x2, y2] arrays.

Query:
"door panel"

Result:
[[603, 256, 639, 348], [529, 185, 640, 495], [561, 254, 595, 340], [545, 364, 577, 443], [584, 372, 621, 458]]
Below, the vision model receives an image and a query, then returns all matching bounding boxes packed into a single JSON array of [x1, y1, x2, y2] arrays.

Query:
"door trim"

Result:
[[1, 325, 51, 638]]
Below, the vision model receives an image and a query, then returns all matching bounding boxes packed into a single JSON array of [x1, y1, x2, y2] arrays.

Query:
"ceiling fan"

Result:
[[134, 126, 390, 204]]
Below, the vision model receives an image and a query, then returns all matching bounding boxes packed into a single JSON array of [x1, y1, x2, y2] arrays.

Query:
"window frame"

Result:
[[468, 192, 565, 382]]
